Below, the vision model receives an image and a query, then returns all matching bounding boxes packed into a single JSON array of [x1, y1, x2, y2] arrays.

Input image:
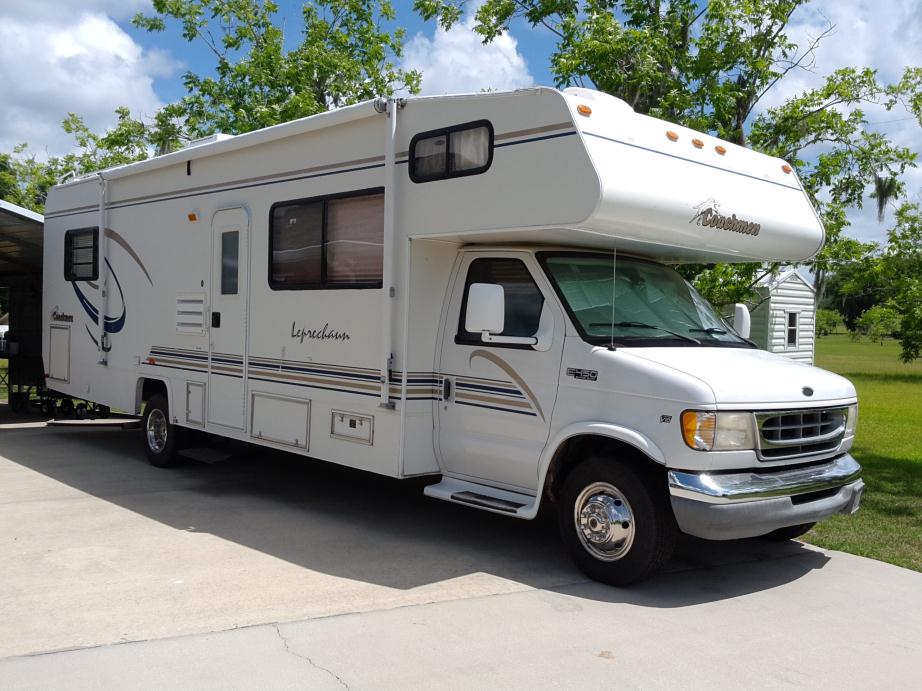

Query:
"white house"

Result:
[[749, 268, 817, 363]]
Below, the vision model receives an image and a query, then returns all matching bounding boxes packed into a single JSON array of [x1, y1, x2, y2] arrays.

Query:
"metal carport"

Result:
[[0, 199, 44, 409]]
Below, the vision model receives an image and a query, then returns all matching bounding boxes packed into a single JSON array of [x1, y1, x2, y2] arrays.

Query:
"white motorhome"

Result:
[[42, 87, 863, 585]]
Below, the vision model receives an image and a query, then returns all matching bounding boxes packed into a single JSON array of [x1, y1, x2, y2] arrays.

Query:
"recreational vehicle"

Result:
[[42, 87, 863, 585]]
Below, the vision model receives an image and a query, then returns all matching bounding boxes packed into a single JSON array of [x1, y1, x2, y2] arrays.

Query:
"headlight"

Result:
[[845, 404, 858, 436], [681, 411, 756, 451]]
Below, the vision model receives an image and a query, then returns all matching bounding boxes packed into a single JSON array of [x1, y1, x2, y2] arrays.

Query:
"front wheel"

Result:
[[558, 458, 676, 586], [143, 394, 182, 467]]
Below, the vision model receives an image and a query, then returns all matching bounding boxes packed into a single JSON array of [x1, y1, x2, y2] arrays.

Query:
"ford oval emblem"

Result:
[[802, 386, 814, 396]]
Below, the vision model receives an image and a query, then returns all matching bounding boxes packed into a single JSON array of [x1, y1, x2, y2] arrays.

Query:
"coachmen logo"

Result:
[[690, 199, 760, 236]]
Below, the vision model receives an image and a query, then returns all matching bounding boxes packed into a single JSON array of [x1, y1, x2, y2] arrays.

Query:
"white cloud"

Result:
[[757, 0, 922, 245], [403, 14, 533, 95], [0, 1, 174, 158]]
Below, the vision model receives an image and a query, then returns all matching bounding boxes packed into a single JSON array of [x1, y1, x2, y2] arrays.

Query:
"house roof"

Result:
[[0, 199, 44, 282], [756, 266, 816, 293]]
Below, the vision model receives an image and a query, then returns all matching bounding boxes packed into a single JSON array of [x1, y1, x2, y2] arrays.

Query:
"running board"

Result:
[[423, 478, 538, 519]]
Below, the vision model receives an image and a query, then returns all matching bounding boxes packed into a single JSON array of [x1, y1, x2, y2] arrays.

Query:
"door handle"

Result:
[[211, 311, 221, 328], [442, 376, 452, 401]]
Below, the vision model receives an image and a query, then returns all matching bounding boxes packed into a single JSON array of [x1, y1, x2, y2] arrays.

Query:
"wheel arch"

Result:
[[135, 377, 171, 416], [538, 423, 667, 507]]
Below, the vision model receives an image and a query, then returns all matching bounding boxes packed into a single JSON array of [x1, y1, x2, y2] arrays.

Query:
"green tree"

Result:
[[815, 309, 843, 336], [414, 1, 922, 304], [133, 0, 421, 137]]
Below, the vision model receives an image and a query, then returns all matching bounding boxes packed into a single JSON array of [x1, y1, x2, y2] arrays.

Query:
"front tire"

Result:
[[143, 394, 181, 467], [558, 458, 676, 586]]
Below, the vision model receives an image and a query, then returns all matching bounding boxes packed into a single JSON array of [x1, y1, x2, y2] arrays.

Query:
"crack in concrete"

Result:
[[273, 624, 349, 690]]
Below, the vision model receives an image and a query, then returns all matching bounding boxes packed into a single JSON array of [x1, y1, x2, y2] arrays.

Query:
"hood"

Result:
[[620, 347, 856, 406]]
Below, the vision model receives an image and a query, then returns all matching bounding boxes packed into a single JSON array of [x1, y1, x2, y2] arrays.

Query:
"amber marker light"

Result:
[[666, 130, 679, 142], [681, 410, 716, 451], [782, 164, 793, 174], [577, 104, 592, 116], [692, 138, 704, 149], [187, 212, 198, 222], [715, 145, 727, 155]]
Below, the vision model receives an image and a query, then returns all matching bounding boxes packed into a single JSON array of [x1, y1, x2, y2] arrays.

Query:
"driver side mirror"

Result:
[[732, 303, 751, 339], [465, 283, 538, 346]]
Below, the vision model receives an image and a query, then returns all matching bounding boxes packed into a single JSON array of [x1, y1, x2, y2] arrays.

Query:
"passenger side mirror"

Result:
[[733, 303, 751, 340], [465, 283, 538, 346]]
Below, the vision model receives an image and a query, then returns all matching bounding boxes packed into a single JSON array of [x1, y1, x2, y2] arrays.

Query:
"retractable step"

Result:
[[423, 477, 538, 518], [179, 447, 233, 464]]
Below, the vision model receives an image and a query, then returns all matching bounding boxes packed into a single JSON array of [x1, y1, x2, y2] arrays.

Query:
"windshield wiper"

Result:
[[690, 327, 758, 347], [590, 321, 701, 344]]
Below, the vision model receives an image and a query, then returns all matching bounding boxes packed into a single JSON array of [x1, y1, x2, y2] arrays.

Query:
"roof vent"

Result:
[[183, 133, 235, 149]]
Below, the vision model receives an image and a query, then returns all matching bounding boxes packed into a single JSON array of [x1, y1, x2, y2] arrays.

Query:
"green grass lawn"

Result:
[[808, 334, 922, 571], [0, 358, 7, 401]]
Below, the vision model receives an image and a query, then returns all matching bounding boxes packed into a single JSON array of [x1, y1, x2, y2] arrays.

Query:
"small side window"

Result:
[[456, 258, 544, 346], [410, 121, 493, 183], [64, 228, 98, 282], [221, 230, 239, 295], [786, 311, 799, 347]]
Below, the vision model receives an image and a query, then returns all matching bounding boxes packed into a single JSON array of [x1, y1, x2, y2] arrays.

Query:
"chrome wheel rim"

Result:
[[574, 481, 635, 562], [147, 408, 168, 454]]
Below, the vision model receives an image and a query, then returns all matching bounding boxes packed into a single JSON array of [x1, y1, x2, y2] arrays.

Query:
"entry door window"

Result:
[[456, 258, 544, 345]]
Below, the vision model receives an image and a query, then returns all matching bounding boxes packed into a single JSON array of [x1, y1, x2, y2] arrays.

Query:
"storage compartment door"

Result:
[[47, 325, 70, 383]]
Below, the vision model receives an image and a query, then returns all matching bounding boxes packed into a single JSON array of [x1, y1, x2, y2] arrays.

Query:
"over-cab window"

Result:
[[456, 258, 544, 345], [410, 121, 493, 183], [64, 228, 98, 282], [269, 189, 384, 290]]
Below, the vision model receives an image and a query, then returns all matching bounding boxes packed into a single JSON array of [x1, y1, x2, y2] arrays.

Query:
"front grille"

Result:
[[756, 408, 846, 460]]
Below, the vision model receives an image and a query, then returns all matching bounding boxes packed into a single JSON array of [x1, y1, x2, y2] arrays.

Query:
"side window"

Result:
[[221, 231, 239, 295], [270, 190, 383, 290], [64, 228, 98, 282], [786, 311, 799, 347], [456, 258, 544, 345], [410, 121, 493, 183]]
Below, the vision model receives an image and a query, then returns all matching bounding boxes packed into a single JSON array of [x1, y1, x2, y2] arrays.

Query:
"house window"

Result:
[[269, 189, 384, 290], [456, 258, 544, 346], [221, 231, 239, 295], [786, 311, 799, 347], [64, 228, 98, 282], [410, 121, 493, 183]]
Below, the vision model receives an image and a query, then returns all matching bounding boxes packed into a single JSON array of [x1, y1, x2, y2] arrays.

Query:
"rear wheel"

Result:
[[558, 457, 676, 586], [763, 522, 815, 541], [143, 394, 181, 467]]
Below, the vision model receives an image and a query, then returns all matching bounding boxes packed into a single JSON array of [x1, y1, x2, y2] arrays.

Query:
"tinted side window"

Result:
[[221, 230, 239, 295], [457, 258, 544, 345], [269, 190, 383, 290], [410, 121, 493, 183], [64, 228, 98, 282]]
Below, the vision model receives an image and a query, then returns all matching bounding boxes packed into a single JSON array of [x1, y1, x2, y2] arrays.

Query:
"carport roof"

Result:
[[0, 199, 43, 282]]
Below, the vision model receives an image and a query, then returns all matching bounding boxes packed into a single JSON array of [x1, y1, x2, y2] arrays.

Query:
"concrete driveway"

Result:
[[1, 409, 921, 689]]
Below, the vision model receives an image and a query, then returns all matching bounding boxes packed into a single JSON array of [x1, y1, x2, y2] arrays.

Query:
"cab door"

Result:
[[208, 207, 249, 429], [436, 252, 565, 492]]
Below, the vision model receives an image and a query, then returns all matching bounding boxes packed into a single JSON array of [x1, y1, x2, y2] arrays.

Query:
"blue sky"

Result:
[[1, 1, 920, 244]]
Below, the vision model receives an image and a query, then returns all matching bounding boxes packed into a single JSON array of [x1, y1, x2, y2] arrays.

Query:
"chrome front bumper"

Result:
[[668, 454, 864, 540]]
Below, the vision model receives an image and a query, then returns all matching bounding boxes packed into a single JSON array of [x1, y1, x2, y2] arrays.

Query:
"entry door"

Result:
[[437, 253, 565, 492], [208, 207, 249, 429]]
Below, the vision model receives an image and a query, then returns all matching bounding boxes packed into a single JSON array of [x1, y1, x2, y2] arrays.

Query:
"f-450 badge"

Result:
[[566, 367, 598, 381]]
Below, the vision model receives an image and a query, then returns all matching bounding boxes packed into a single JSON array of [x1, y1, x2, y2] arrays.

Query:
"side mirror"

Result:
[[733, 303, 751, 340], [465, 283, 538, 346], [465, 283, 505, 334]]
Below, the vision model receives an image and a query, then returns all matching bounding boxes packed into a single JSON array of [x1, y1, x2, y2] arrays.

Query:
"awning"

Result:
[[0, 199, 43, 282]]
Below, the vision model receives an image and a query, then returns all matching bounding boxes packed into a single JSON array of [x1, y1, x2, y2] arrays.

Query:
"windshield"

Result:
[[539, 253, 752, 347]]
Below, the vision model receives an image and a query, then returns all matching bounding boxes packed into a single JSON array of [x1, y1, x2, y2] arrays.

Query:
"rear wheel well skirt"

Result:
[[540, 425, 666, 503]]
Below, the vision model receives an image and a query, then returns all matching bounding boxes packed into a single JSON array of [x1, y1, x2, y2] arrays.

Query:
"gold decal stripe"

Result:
[[467, 349, 545, 422]]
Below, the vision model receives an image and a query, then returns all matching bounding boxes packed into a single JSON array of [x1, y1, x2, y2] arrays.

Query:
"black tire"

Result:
[[75, 403, 87, 419], [762, 522, 815, 541], [59, 399, 75, 417], [142, 394, 182, 468], [40, 399, 56, 417], [558, 457, 677, 586]]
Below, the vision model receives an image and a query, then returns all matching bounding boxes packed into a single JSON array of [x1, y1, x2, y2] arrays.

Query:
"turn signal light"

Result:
[[682, 411, 716, 451], [577, 104, 592, 116]]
